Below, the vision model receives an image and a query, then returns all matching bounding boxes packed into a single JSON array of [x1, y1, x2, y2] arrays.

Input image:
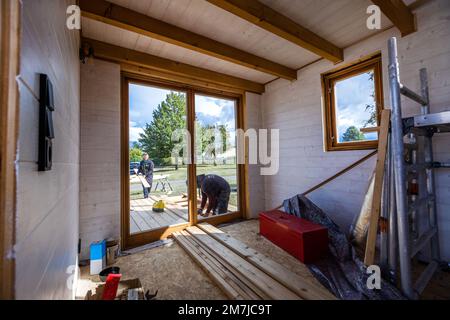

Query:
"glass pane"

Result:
[[129, 83, 189, 234], [194, 94, 239, 220], [334, 70, 378, 143]]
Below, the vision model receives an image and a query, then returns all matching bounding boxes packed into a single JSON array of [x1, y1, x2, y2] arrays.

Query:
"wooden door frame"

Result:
[[120, 74, 248, 250], [0, 0, 21, 300]]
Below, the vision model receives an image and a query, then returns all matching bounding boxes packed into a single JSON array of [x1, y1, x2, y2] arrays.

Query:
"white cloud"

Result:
[[334, 71, 376, 141], [129, 126, 144, 143], [195, 98, 223, 117]]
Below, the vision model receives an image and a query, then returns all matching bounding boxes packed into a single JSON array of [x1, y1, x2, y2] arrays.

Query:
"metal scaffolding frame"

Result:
[[386, 37, 449, 299]]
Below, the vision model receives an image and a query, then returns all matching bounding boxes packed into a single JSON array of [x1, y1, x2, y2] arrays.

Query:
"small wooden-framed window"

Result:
[[322, 54, 384, 151]]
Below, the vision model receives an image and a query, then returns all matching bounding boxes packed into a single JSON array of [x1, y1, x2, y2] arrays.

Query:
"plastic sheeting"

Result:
[[350, 173, 375, 248], [283, 195, 405, 300]]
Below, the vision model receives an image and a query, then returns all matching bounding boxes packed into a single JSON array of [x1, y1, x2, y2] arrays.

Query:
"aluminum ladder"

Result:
[[385, 37, 449, 299]]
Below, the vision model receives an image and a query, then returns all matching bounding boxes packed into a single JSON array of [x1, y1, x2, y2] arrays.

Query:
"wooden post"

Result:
[[0, 0, 21, 300], [364, 109, 391, 266]]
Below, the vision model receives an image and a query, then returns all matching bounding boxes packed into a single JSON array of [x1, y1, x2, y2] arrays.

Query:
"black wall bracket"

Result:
[[38, 74, 55, 171]]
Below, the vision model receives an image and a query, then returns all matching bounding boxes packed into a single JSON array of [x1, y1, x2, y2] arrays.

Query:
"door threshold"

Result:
[[121, 238, 174, 256]]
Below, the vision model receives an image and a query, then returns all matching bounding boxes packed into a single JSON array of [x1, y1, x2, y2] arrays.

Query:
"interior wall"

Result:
[[79, 60, 121, 260], [245, 92, 265, 219], [261, 0, 450, 260], [16, 0, 80, 299]]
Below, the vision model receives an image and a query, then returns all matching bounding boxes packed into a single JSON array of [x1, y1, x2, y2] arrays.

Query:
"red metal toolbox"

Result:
[[259, 210, 328, 264]]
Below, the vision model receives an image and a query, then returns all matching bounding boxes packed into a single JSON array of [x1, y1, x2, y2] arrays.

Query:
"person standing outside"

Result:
[[137, 153, 154, 199]]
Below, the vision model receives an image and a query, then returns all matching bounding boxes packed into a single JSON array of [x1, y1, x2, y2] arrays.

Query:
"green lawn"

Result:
[[153, 164, 238, 180], [130, 164, 239, 207]]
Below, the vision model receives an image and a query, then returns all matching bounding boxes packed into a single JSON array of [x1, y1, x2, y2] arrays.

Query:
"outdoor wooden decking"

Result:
[[130, 196, 189, 233], [130, 195, 238, 234]]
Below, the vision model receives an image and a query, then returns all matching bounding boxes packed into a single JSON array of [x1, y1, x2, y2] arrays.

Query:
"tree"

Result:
[[197, 123, 230, 166], [363, 72, 377, 128], [138, 92, 186, 166], [131, 141, 140, 149], [342, 126, 365, 142], [129, 147, 143, 163]]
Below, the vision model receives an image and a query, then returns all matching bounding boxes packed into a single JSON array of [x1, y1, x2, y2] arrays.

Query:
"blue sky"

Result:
[[334, 71, 378, 142], [129, 84, 173, 143], [129, 84, 236, 144], [195, 94, 236, 130]]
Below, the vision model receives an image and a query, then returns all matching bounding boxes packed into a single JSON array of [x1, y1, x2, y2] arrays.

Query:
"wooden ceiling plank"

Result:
[[79, 0, 297, 80], [83, 38, 265, 94], [206, 0, 344, 63], [371, 0, 416, 36]]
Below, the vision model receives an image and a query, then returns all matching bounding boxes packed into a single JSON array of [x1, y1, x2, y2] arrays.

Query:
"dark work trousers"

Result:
[[143, 176, 153, 199], [215, 189, 231, 214]]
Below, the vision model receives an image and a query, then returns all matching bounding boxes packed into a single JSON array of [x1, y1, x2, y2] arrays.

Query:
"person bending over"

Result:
[[197, 174, 231, 217]]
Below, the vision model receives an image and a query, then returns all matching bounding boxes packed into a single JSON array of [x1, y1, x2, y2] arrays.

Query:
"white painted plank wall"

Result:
[[78, 71, 263, 251], [16, 0, 80, 299], [79, 60, 121, 260], [260, 0, 450, 260], [245, 93, 265, 219]]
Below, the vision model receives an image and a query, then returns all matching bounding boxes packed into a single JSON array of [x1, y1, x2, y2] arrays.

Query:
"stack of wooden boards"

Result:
[[173, 223, 336, 300]]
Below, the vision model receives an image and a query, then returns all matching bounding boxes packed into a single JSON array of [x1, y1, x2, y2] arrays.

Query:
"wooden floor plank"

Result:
[[182, 230, 263, 300], [137, 198, 174, 227], [186, 226, 302, 300], [149, 196, 190, 221], [173, 231, 244, 300], [132, 200, 163, 230], [197, 223, 336, 300], [130, 213, 140, 234], [178, 230, 258, 300], [142, 198, 182, 226], [142, 197, 180, 222], [184, 230, 273, 300], [130, 197, 190, 233], [130, 210, 152, 231], [137, 208, 164, 230]]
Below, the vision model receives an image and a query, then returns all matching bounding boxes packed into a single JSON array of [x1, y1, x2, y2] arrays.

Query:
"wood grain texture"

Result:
[[120, 76, 245, 250], [364, 109, 390, 266], [79, 0, 297, 80], [80, 60, 121, 260], [15, 0, 80, 299], [0, 0, 21, 300], [77, 220, 450, 300], [129, 197, 189, 233], [85, 37, 265, 94], [174, 231, 249, 300], [372, 0, 416, 36], [83, 0, 322, 71], [121, 64, 245, 95], [207, 0, 343, 63], [262, 0, 450, 259], [186, 226, 301, 300], [197, 223, 336, 300]]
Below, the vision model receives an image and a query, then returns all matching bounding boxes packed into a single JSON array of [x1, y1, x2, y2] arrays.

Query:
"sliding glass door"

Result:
[[122, 77, 245, 250], [127, 83, 190, 235], [194, 94, 240, 221]]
